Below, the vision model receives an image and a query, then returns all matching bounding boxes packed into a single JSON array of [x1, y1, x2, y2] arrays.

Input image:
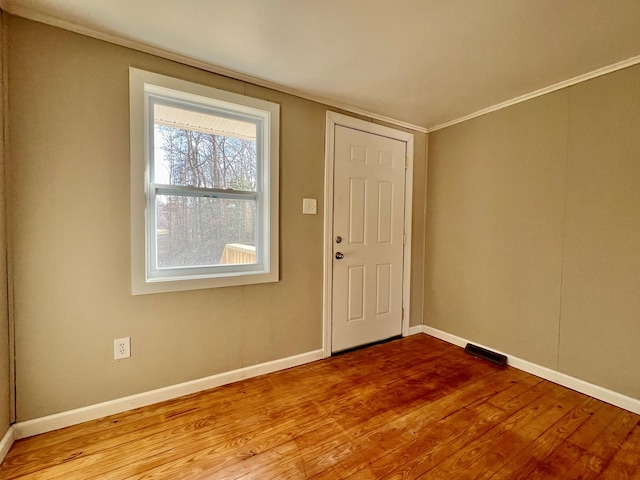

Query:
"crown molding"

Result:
[[4, 5, 639, 136], [428, 54, 640, 132]]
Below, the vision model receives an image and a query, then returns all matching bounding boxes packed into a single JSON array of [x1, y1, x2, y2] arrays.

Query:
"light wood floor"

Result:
[[2, 334, 639, 479]]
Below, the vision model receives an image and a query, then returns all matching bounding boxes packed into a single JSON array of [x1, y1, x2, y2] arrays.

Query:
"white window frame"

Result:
[[129, 68, 279, 294]]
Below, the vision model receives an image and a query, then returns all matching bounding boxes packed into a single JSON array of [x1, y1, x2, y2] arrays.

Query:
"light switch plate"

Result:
[[302, 198, 317, 215]]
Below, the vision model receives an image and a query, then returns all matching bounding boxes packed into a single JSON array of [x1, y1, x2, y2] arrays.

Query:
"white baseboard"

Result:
[[10, 327, 640, 445], [13, 349, 324, 440], [408, 325, 427, 336], [422, 326, 640, 415], [0, 425, 15, 464]]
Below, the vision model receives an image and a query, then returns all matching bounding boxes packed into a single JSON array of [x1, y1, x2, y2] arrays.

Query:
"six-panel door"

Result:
[[331, 125, 406, 352]]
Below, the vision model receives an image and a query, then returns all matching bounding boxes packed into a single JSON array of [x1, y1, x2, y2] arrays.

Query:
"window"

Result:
[[130, 68, 279, 294]]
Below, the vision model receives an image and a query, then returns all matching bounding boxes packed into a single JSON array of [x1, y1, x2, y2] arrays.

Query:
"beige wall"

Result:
[[6, 16, 427, 421], [426, 64, 640, 400], [0, 11, 12, 435], [559, 66, 640, 398]]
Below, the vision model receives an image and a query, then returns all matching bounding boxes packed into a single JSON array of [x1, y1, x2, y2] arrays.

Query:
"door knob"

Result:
[[335, 252, 344, 260]]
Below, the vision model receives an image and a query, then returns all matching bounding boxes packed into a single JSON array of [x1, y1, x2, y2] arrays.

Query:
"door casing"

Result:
[[323, 111, 414, 357]]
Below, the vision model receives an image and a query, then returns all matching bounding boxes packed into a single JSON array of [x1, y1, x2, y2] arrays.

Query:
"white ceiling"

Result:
[[3, 0, 640, 130]]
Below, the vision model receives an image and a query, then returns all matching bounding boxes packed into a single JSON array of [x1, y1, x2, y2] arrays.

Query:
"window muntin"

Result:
[[130, 68, 279, 294]]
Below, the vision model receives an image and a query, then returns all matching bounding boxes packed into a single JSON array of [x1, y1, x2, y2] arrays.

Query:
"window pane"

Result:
[[156, 195, 257, 268], [153, 103, 258, 191]]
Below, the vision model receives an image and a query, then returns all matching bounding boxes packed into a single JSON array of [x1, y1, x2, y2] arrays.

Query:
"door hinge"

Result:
[[402, 308, 405, 320], [403, 234, 407, 245], [405, 158, 408, 169]]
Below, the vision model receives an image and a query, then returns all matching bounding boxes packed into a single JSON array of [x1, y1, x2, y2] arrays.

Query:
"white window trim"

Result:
[[129, 68, 279, 294]]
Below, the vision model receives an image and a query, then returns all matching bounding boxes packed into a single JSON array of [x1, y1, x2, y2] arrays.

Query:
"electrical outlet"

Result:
[[302, 198, 317, 215], [114, 337, 131, 360]]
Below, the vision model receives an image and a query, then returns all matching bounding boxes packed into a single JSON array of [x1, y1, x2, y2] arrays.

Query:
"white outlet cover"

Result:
[[114, 337, 131, 360], [302, 198, 317, 215]]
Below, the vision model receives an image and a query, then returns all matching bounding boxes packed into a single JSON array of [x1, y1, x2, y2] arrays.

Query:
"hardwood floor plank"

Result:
[[413, 384, 586, 479], [561, 452, 609, 479], [565, 401, 623, 450], [329, 398, 506, 480], [523, 441, 586, 480], [306, 368, 531, 479], [1, 334, 638, 480], [574, 409, 640, 472], [104, 349, 486, 480], [372, 380, 557, 480], [488, 397, 603, 479], [519, 397, 619, 480], [598, 423, 640, 479]]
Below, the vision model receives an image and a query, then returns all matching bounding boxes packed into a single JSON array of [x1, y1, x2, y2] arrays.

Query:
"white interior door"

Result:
[[331, 125, 407, 353]]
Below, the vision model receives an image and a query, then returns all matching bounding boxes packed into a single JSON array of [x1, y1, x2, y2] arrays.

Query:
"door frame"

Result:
[[323, 111, 414, 357]]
